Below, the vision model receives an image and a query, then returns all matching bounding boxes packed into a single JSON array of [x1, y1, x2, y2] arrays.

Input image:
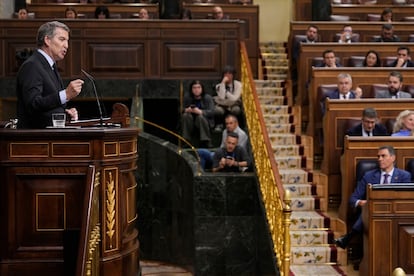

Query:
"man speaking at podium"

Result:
[[16, 21, 84, 128]]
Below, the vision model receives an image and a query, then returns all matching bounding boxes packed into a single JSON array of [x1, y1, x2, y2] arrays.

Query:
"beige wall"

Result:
[[255, 0, 292, 42]]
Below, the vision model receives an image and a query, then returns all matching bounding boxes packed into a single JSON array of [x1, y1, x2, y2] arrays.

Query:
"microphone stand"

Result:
[[81, 69, 104, 127]]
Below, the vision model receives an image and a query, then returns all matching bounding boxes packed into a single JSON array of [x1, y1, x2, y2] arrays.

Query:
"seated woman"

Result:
[[391, 110, 414, 136], [363, 50, 381, 67], [213, 65, 242, 131], [17, 8, 28, 20], [181, 80, 215, 147], [381, 8, 393, 22], [65, 7, 78, 19], [94, 6, 110, 19]]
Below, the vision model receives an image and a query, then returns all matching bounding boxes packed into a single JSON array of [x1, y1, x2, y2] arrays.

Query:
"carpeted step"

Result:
[[266, 124, 294, 134], [275, 156, 302, 169], [263, 114, 291, 124], [263, 66, 289, 75], [264, 73, 288, 80], [261, 56, 289, 67], [272, 144, 300, 155], [259, 96, 286, 106], [261, 104, 289, 115], [291, 230, 334, 246], [256, 87, 286, 97], [289, 196, 318, 211], [290, 211, 331, 230], [291, 245, 338, 265], [261, 52, 287, 58], [279, 168, 308, 184], [254, 79, 285, 88], [290, 264, 346, 275], [256, 87, 286, 99], [258, 41, 345, 275], [284, 183, 314, 197], [269, 133, 296, 145]]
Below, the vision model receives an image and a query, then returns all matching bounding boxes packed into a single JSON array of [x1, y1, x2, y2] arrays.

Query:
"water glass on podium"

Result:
[[52, 113, 66, 128]]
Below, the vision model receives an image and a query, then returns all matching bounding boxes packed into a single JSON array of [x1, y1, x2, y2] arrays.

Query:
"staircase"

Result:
[[257, 42, 346, 275]]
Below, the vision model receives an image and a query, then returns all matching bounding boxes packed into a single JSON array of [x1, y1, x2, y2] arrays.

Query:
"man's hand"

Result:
[[357, 200, 367, 207], [66, 79, 84, 101], [65, 107, 78, 121], [355, 86, 363, 98], [396, 58, 406, 67]]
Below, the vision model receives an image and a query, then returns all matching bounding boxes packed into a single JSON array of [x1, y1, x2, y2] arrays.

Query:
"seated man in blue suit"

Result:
[[320, 73, 363, 115], [335, 145, 411, 249], [345, 107, 388, 137]]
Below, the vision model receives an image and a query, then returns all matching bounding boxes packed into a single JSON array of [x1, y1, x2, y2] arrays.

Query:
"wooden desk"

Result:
[[332, 4, 414, 21], [27, 3, 159, 19], [183, 4, 259, 77], [322, 99, 412, 205], [360, 184, 414, 276], [0, 127, 140, 275], [296, 42, 401, 108], [294, 0, 403, 21], [289, 21, 414, 64], [0, 19, 242, 80], [308, 67, 414, 157], [341, 136, 414, 225]]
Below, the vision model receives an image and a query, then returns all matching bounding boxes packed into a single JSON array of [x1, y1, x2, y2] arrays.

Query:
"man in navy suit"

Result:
[[388, 46, 414, 68], [315, 49, 342, 68], [345, 108, 388, 137], [320, 73, 363, 115], [16, 21, 84, 128], [335, 145, 411, 249]]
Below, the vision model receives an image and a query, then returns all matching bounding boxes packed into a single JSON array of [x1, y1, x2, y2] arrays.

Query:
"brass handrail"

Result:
[[240, 42, 291, 276], [132, 116, 202, 176]]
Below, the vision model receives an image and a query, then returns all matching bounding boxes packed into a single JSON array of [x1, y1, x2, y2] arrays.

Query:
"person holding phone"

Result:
[[212, 132, 250, 172], [181, 80, 215, 147]]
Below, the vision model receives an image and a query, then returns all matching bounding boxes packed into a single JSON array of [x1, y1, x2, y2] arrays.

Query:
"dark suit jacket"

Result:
[[371, 35, 400, 42], [388, 59, 414, 67], [350, 168, 411, 207], [16, 50, 65, 128], [345, 123, 388, 136], [314, 62, 342, 68], [321, 89, 357, 115]]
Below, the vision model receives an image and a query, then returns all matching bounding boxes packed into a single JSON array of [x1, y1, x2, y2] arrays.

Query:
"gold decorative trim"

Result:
[[36, 193, 66, 231], [86, 223, 101, 276], [105, 169, 118, 250], [127, 182, 138, 224]]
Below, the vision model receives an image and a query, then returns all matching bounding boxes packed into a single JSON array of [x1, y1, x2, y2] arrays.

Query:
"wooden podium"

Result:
[[360, 184, 414, 276], [0, 125, 140, 275]]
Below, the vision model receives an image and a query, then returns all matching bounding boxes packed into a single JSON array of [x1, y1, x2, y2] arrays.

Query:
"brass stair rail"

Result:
[[240, 42, 291, 276], [132, 115, 202, 176]]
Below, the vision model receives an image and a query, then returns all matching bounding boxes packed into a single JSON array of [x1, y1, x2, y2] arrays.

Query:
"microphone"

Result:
[[81, 69, 104, 127]]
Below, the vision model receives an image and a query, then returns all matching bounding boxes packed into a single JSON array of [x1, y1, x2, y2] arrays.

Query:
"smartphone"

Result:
[[190, 104, 196, 108]]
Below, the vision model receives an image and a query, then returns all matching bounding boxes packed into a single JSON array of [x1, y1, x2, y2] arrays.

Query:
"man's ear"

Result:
[[44, 36, 51, 47]]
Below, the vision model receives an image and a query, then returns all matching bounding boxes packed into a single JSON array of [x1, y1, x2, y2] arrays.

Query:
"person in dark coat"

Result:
[[345, 108, 388, 137]]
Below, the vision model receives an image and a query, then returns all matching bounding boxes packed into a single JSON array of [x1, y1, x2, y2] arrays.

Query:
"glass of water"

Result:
[[52, 113, 66, 128]]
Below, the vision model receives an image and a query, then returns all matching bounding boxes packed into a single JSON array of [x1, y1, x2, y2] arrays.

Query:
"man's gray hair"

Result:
[[37, 21, 70, 47], [337, 72, 352, 83]]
